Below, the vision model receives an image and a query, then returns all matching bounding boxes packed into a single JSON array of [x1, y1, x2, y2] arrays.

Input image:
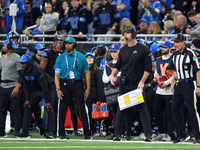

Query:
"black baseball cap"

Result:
[[53, 37, 63, 43], [123, 28, 134, 33], [172, 33, 185, 42]]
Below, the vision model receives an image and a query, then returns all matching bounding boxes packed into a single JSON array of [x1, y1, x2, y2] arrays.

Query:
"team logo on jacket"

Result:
[[133, 50, 137, 54]]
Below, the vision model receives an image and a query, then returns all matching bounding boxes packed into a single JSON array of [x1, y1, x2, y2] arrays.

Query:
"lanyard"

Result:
[[65, 51, 77, 71]]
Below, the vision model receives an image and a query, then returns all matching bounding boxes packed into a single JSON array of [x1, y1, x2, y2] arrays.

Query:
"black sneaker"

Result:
[[14, 133, 30, 138], [113, 136, 121, 141], [8, 129, 14, 135], [145, 137, 152, 142], [173, 136, 190, 144], [84, 136, 92, 140], [46, 132, 56, 139], [125, 136, 132, 141], [59, 135, 69, 140], [40, 132, 47, 137], [193, 139, 200, 144], [100, 120, 107, 137]]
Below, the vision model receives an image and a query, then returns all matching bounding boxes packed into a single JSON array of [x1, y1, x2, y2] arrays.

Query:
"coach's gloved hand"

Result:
[[44, 103, 52, 112]]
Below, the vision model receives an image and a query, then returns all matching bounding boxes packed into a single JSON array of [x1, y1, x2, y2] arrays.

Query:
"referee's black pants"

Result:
[[22, 86, 56, 134], [153, 94, 176, 136], [59, 79, 91, 137], [172, 81, 200, 139], [0, 86, 21, 134], [114, 84, 152, 138]]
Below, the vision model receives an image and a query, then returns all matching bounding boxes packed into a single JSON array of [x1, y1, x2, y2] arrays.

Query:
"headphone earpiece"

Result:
[[131, 28, 137, 39], [7, 39, 13, 50], [97, 45, 103, 55], [73, 42, 77, 49], [24, 54, 32, 66]]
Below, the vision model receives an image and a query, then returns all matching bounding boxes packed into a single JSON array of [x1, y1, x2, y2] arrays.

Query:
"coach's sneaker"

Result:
[[8, 129, 14, 135], [14, 133, 30, 138], [113, 136, 121, 141], [193, 139, 200, 144], [173, 136, 190, 144], [153, 133, 165, 141], [162, 134, 171, 141], [59, 135, 69, 140], [46, 132, 56, 139], [125, 136, 132, 141], [144, 136, 152, 142], [40, 131, 47, 137], [84, 135, 92, 140]]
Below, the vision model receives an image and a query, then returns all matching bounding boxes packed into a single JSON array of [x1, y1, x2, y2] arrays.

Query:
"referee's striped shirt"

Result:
[[172, 47, 200, 80]]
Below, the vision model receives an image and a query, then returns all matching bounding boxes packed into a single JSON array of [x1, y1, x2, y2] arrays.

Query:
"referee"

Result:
[[171, 33, 200, 144]]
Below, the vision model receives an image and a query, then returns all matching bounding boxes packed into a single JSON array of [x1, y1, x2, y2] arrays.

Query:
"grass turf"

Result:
[[0, 131, 199, 150]]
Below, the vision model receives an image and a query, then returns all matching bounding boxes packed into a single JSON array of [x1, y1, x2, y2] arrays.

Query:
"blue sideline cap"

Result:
[[150, 43, 161, 54], [139, 19, 147, 23], [91, 47, 96, 53], [25, 50, 35, 56], [64, 37, 76, 43], [18, 55, 30, 63], [35, 43, 46, 50], [137, 38, 147, 46], [85, 52, 95, 57], [160, 41, 172, 48], [110, 44, 120, 51]]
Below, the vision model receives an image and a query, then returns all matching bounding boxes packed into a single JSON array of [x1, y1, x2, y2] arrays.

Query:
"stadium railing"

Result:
[[0, 34, 193, 45]]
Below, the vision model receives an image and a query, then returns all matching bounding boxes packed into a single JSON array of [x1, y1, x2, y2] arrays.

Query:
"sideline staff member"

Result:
[[171, 33, 200, 144], [55, 37, 91, 139], [109, 28, 152, 141], [15, 55, 56, 138]]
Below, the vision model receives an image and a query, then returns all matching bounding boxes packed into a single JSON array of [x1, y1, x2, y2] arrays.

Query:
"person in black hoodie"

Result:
[[15, 55, 56, 138], [85, 52, 105, 134]]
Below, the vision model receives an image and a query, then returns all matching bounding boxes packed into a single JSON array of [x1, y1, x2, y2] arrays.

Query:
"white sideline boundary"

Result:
[[0, 138, 197, 145]]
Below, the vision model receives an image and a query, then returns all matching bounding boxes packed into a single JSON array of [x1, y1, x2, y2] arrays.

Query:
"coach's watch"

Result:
[[197, 86, 200, 88], [56, 88, 61, 92]]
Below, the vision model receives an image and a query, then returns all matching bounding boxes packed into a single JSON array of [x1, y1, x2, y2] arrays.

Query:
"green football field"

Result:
[[0, 131, 200, 150]]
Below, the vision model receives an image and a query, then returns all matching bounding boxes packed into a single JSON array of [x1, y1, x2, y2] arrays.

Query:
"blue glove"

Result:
[[87, 33, 93, 38]]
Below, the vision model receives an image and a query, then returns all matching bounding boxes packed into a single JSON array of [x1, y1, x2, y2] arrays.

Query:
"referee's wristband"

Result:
[[197, 86, 200, 88]]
